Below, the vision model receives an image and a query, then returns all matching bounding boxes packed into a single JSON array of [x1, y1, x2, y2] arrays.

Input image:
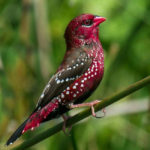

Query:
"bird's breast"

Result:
[[58, 58, 104, 105], [56, 42, 104, 105]]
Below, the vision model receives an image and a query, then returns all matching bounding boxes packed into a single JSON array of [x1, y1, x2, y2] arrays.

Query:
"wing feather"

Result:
[[37, 48, 92, 108]]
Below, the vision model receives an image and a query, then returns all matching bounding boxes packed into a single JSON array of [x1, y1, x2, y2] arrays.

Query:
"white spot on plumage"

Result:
[[73, 85, 76, 89], [47, 84, 50, 88], [76, 64, 79, 67], [67, 67, 71, 70], [61, 79, 64, 83], [81, 80, 84, 83], [58, 73, 61, 76], [76, 75, 79, 78], [81, 84, 84, 87], [67, 87, 70, 90], [75, 83, 78, 86], [73, 66, 76, 69], [85, 73, 88, 76], [96, 52, 98, 57], [73, 94, 76, 97], [61, 93, 65, 98], [41, 93, 44, 98], [66, 91, 70, 95], [77, 58, 80, 62], [66, 78, 69, 82], [84, 77, 87, 81], [57, 80, 60, 84], [81, 62, 84, 65]]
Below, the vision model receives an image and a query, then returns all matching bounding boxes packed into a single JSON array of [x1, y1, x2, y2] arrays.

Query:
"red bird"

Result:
[[6, 14, 106, 145]]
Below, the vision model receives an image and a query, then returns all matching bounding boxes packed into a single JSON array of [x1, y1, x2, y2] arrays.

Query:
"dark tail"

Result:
[[6, 99, 62, 146], [6, 119, 28, 146]]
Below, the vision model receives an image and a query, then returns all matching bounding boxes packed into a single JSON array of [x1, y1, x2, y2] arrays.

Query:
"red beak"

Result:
[[94, 16, 106, 26]]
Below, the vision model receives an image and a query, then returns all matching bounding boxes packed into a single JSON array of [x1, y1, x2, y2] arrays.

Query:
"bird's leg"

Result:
[[68, 100, 105, 118], [62, 114, 72, 135]]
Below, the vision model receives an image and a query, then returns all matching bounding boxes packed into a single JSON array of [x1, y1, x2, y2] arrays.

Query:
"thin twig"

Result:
[[11, 75, 150, 150]]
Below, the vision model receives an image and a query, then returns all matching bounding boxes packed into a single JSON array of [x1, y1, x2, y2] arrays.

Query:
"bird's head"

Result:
[[64, 14, 106, 48]]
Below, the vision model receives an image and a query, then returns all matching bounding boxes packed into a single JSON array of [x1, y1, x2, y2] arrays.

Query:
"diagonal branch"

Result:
[[11, 76, 150, 150]]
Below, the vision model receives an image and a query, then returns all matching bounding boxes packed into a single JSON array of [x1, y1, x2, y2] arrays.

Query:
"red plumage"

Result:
[[6, 14, 106, 145]]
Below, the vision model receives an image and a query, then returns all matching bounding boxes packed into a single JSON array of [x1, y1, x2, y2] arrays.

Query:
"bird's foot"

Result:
[[68, 100, 106, 118], [62, 114, 72, 135], [96, 108, 106, 118]]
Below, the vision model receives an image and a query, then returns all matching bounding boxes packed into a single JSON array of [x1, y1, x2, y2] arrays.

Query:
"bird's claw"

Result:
[[92, 107, 106, 118], [90, 100, 105, 118]]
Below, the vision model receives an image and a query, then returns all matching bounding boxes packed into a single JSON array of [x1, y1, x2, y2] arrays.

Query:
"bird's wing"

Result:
[[36, 48, 92, 108]]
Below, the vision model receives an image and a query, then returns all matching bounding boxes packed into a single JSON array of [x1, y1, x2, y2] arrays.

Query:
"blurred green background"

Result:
[[0, 0, 150, 149]]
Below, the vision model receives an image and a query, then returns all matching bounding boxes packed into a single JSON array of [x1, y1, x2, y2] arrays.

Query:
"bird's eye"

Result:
[[82, 19, 93, 26]]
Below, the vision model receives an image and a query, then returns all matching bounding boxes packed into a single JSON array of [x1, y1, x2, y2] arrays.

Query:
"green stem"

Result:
[[12, 76, 150, 150]]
